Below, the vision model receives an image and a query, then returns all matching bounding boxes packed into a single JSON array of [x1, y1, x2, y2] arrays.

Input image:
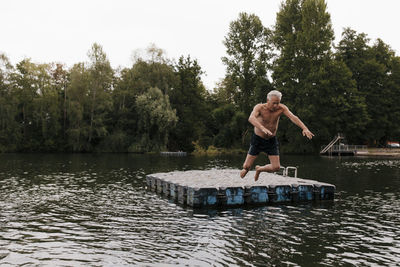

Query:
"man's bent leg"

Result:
[[254, 155, 280, 181], [240, 154, 257, 178]]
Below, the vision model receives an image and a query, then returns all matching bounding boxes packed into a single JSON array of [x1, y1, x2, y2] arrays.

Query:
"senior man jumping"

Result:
[[240, 90, 314, 181]]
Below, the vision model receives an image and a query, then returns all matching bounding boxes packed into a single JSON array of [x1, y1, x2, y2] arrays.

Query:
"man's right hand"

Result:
[[262, 128, 273, 137]]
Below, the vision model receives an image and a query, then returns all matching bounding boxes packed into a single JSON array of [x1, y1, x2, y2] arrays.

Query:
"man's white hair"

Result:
[[267, 90, 282, 100]]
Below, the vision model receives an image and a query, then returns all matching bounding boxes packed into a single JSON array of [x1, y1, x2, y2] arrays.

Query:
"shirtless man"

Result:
[[240, 90, 314, 181]]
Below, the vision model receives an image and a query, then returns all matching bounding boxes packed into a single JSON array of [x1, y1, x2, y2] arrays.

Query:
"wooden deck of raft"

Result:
[[146, 169, 336, 208]]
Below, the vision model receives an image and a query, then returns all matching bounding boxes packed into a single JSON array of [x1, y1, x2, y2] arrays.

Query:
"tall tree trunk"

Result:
[[22, 105, 26, 139], [63, 82, 67, 138], [89, 85, 96, 143]]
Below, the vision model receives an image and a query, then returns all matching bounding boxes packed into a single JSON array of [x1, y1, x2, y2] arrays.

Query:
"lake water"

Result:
[[0, 153, 400, 266]]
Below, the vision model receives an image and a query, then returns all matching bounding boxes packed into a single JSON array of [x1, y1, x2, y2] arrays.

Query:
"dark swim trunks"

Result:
[[248, 133, 279, 156]]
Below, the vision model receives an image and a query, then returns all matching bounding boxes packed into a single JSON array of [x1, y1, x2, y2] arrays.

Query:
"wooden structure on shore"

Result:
[[321, 144, 368, 156], [320, 133, 367, 156], [146, 169, 335, 208]]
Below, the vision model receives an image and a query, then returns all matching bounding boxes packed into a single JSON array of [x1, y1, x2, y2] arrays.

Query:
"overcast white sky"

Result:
[[1, 0, 399, 90]]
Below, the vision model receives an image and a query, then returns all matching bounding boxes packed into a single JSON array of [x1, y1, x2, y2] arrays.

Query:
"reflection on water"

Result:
[[0, 154, 400, 266]]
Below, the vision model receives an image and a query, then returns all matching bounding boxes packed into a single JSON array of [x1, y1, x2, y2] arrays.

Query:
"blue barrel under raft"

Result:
[[146, 169, 335, 208]]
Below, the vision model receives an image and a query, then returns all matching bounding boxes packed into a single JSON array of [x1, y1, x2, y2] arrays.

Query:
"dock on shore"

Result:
[[146, 169, 335, 208], [355, 148, 400, 157]]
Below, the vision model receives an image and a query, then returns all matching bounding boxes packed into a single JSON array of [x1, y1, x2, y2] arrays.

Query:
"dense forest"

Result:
[[1, 0, 400, 153]]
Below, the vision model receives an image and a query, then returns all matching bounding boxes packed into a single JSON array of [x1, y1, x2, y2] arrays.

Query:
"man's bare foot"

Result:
[[254, 165, 261, 181], [240, 168, 249, 178]]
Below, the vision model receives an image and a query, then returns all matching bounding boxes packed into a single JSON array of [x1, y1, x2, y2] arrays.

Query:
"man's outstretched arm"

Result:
[[282, 105, 314, 139]]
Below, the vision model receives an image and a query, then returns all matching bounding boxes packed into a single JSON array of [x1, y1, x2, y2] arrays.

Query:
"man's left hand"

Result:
[[302, 129, 314, 140]]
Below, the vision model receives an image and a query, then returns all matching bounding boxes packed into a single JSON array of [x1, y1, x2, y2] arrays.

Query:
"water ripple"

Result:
[[1, 155, 400, 265]]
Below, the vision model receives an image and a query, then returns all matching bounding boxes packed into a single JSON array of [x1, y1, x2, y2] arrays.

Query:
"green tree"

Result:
[[10, 59, 49, 150], [211, 78, 236, 106], [103, 67, 138, 152], [32, 63, 62, 150], [87, 43, 114, 147], [336, 29, 399, 145], [0, 54, 20, 151], [273, 0, 368, 152], [51, 63, 69, 139], [108, 45, 177, 151], [7, 59, 64, 151], [168, 55, 207, 151], [362, 40, 394, 144], [335, 28, 370, 82], [130, 45, 177, 95], [388, 56, 400, 140], [211, 104, 247, 148], [66, 63, 90, 151], [313, 60, 368, 144], [131, 87, 177, 152], [222, 12, 273, 115]]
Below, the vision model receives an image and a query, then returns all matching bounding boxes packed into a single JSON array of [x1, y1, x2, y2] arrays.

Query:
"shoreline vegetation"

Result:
[[1, 0, 399, 154], [1, 147, 399, 157], [191, 141, 246, 156]]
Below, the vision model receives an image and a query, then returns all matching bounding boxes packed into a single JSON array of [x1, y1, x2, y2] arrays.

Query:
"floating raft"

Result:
[[146, 169, 335, 208]]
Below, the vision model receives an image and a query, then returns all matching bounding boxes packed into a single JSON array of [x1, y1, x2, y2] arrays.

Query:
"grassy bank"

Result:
[[191, 144, 246, 156]]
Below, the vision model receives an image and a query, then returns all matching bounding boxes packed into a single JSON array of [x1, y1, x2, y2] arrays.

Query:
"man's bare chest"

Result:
[[258, 109, 282, 124]]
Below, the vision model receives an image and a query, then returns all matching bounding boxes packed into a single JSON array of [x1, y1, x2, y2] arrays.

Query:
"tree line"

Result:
[[1, 0, 399, 153]]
